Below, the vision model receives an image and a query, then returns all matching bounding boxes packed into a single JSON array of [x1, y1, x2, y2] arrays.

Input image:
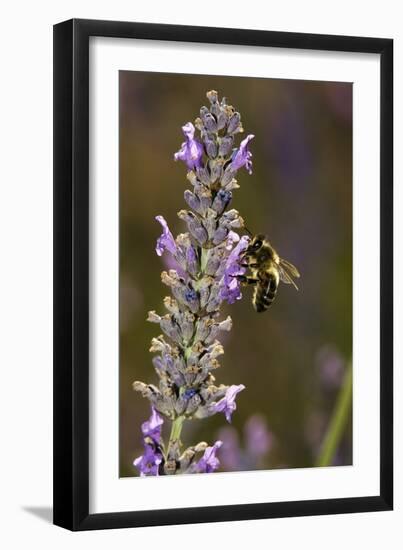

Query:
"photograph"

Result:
[[0, 1, 396, 543], [119, 71, 353, 477]]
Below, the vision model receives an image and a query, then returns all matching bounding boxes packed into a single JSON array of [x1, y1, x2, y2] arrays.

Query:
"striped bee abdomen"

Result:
[[244, 235, 299, 313], [253, 272, 279, 313]]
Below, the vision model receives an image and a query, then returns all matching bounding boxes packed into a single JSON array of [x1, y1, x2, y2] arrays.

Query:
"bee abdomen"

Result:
[[253, 276, 278, 313]]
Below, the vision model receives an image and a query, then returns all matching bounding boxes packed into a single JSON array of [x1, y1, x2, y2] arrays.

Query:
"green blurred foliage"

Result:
[[119, 71, 352, 476]]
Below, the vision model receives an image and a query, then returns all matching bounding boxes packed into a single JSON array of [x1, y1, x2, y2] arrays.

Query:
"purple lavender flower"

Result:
[[174, 122, 204, 170], [230, 134, 254, 174], [220, 235, 250, 304], [133, 408, 164, 476], [155, 215, 177, 256], [134, 91, 254, 475], [225, 230, 240, 250], [141, 407, 164, 444], [133, 443, 163, 477], [212, 384, 245, 422], [193, 440, 222, 473]]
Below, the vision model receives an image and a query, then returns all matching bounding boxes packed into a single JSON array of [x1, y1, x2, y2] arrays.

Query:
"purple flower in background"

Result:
[[316, 346, 345, 390], [213, 384, 245, 422], [174, 122, 204, 170], [217, 415, 274, 471], [193, 441, 222, 473], [133, 443, 163, 477], [244, 414, 273, 459], [155, 215, 177, 256], [141, 407, 164, 444], [217, 426, 242, 470], [220, 236, 250, 304], [230, 134, 254, 174]]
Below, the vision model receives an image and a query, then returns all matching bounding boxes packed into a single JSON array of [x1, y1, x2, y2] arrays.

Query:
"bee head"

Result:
[[247, 234, 265, 253]]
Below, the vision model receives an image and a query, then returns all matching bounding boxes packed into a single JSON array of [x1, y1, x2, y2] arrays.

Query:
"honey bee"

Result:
[[239, 234, 300, 312]]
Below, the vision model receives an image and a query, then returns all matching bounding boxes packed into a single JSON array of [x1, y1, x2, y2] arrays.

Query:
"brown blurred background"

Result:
[[119, 71, 352, 476]]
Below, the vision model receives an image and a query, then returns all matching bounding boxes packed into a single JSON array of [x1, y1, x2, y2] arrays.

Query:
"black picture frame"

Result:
[[53, 18, 393, 531]]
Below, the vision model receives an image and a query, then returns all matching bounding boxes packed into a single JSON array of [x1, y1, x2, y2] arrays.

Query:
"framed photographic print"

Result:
[[53, 19, 393, 530]]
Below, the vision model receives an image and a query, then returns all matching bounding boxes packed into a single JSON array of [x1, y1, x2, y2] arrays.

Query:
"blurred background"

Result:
[[119, 71, 352, 476]]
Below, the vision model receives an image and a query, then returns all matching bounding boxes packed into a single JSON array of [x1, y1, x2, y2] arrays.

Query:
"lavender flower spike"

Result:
[[174, 122, 204, 170], [212, 384, 246, 422], [230, 134, 255, 174], [134, 91, 254, 475], [155, 215, 177, 256]]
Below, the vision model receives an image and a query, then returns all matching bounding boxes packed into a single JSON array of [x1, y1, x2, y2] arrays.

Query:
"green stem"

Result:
[[167, 415, 185, 456], [315, 361, 352, 467], [200, 247, 209, 273]]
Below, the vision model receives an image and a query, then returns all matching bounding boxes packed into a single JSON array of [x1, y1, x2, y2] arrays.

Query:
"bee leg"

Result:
[[234, 275, 258, 285]]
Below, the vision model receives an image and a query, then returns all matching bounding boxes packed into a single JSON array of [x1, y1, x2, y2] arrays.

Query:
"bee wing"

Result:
[[279, 258, 300, 278], [278, 265, 299, 290]]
